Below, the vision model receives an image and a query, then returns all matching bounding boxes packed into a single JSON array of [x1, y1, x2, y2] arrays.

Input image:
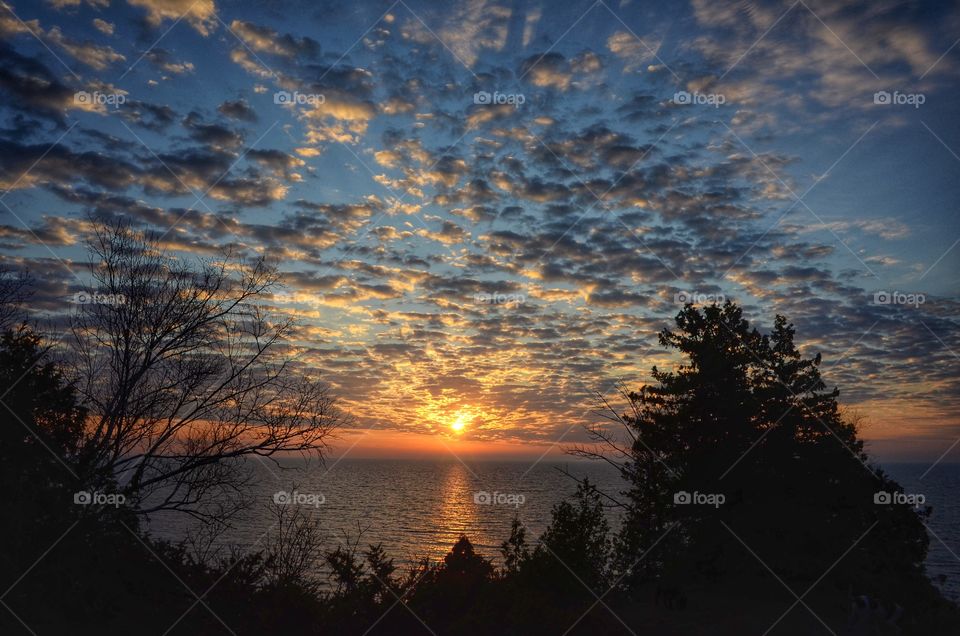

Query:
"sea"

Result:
[[145, 459, 960, 603]]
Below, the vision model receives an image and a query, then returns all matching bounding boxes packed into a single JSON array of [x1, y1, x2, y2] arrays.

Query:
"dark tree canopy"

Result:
[[582, 302, 931, 604]]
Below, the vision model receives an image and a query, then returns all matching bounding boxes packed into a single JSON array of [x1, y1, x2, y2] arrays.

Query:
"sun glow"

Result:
[[450, 411, 472, 434]]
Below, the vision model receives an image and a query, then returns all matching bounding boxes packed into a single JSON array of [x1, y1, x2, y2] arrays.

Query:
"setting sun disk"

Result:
[[450, 413, 471, 433]]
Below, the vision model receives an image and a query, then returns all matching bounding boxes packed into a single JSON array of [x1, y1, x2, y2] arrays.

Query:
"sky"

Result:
[[0, 0, 957, 463]]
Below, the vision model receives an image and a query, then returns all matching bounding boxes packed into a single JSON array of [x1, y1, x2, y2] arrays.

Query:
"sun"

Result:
[[450, 412, 471, 433]]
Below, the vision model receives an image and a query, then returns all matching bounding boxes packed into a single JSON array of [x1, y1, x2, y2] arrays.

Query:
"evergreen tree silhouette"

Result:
[[614, 302, 931, 608]]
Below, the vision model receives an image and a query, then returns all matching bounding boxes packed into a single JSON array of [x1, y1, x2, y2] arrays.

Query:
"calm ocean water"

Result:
[[883, 463, 960, 602], [146, 459, 959, 602], [148, 458, 624, 565]]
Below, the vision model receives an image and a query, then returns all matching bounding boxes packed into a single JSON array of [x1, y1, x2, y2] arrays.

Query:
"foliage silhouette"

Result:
[[576, 302, 954, 632], [2, 299, 958, 634]]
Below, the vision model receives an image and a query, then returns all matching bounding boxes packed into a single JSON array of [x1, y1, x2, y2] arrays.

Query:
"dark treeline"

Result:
[[2, 223, 958, 634]]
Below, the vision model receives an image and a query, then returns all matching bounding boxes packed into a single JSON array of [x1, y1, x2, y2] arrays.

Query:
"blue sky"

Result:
[[0, 0, 958, 461]]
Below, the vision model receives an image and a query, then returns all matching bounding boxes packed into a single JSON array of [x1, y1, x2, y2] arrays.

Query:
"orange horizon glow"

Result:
[[310, 405, 960, 464], [321, 428, 566, 461]]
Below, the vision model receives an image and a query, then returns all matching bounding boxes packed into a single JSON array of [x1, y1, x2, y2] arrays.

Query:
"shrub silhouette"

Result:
[[495, 480, 619, 634]]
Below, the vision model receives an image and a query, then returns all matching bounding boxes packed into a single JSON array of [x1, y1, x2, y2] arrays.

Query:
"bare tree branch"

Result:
[[67, 218, 343, 523]]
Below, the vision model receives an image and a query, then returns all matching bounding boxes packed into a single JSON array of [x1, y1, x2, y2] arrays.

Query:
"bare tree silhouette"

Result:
[[68, 219, 342, 523]]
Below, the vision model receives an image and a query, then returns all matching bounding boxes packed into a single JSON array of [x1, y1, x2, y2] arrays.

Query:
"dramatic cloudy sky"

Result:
[[1, 0, 957, 461]]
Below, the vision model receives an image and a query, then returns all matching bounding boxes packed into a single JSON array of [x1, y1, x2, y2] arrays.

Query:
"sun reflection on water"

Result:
[[433, 461, 477, 558]]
